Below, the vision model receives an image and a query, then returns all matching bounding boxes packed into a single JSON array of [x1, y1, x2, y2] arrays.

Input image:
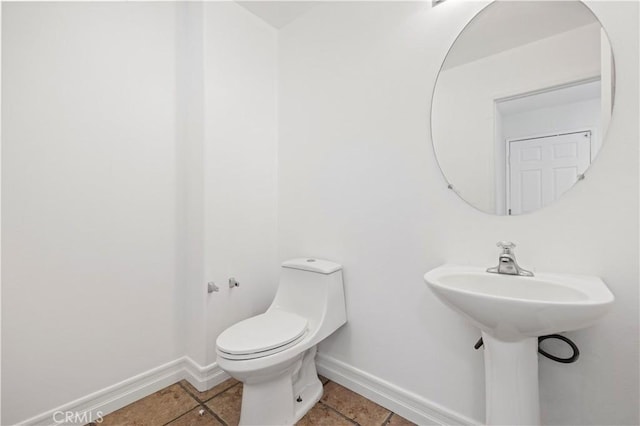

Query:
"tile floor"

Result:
[[97, 376, 416, 426]]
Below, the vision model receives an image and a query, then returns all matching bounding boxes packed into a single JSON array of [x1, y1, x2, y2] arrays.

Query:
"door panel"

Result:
[[509, 131, 591, 215]]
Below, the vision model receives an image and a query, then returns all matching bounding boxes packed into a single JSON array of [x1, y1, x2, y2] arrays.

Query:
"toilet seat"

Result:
[[217, 310, 308, 360]]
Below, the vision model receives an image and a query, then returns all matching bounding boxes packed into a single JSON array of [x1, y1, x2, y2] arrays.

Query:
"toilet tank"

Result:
[[268, 258, 346, 341]]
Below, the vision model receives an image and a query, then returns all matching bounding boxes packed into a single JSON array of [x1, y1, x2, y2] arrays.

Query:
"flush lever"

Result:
[[229, 278, 240, 288]]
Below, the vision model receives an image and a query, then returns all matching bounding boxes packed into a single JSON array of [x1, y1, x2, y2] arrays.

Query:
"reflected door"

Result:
[[508, 131, 591, 215]]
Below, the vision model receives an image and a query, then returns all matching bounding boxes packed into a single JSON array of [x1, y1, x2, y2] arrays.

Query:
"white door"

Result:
[[508, 131, 591, 215]]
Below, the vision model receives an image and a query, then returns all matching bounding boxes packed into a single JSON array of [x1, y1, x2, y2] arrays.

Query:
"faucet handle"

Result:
[[496, 241, 516, 252]]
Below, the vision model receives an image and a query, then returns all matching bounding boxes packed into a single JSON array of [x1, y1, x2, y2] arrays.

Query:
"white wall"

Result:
[[502, 98, 601, 147], [433, 22, 602, 213], [1, 3, 181, 424], [177, 1, 279, 373], [278, 1, 638, 424], [177, 1, 208, 369], [201, 2, 279, 366], [2, 2, 280, 422], [0, 3, 4, 423]]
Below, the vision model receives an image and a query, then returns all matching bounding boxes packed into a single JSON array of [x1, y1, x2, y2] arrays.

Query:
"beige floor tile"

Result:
[[385, 413, 417, 426], [180, 378, 239, 403], [166, 407, 224, 426], [205, 383, 243, 426], [296, 403, 355, 426], [100, 383, 198, 426], [321, 382, 391, 426]]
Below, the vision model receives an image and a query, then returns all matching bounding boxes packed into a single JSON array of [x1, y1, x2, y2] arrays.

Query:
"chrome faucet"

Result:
[[487, 241, 534, 277]]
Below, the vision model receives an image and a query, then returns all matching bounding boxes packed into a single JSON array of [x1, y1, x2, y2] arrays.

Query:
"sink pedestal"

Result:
[[482, 332, 540, 425], [425, 264, 615, 426]]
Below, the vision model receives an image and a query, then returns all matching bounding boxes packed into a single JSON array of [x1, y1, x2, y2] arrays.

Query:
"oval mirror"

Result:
[[431, 0, 615, 215]]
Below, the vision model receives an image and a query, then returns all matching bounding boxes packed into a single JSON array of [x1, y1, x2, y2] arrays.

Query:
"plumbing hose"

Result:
[[473, 334, 580, 364]]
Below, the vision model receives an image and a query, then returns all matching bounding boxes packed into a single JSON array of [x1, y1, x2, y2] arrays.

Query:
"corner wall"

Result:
[[201, 2, 279, 368], [278, 1, 639, 424], [176, 0, 280, 373], [1, 2, 279, 423]]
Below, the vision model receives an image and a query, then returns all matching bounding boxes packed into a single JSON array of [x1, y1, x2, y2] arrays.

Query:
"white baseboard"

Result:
[[19, 353, 476, 426], [182, 356, 230, 392], [18, 357, 228, 426], [316, 353, 479, 426]]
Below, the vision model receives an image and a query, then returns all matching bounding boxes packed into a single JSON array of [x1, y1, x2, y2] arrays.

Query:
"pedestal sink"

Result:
[[424, 264, 614, 425]]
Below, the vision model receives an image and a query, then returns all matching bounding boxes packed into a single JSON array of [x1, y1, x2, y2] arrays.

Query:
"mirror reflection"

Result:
[[431, 0, 614, 215]]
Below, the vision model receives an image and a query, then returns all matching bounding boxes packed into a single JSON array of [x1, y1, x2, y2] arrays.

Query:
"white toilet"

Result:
[[216, 258, 347, 425]]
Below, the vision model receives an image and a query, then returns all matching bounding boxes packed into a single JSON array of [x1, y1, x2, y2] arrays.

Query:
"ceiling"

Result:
[[443, 1, 600, 70], [235, 1, 600, 57], [235, 1, 319, 29]]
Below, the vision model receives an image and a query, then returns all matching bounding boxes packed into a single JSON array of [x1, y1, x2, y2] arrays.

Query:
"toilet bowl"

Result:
[[216, 258, 347, 425]]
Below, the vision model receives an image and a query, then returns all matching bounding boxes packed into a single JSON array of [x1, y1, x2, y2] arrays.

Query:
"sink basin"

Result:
[[424, 264, 614, 341], [424, 264, 615, 425]]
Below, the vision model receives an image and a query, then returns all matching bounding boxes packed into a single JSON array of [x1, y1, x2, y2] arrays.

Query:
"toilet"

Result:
[[216, 258, 347, 425]]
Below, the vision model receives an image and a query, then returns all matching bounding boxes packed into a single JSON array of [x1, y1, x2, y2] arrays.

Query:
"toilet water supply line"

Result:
[[474, 334, 580, 364]]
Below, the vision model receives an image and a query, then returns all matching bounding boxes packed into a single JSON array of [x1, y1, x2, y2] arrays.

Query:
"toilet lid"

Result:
[[216, 311, 308, 356]]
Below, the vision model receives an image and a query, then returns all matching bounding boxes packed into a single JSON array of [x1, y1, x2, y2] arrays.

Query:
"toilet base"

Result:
[[238, 346, 323, 425]]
